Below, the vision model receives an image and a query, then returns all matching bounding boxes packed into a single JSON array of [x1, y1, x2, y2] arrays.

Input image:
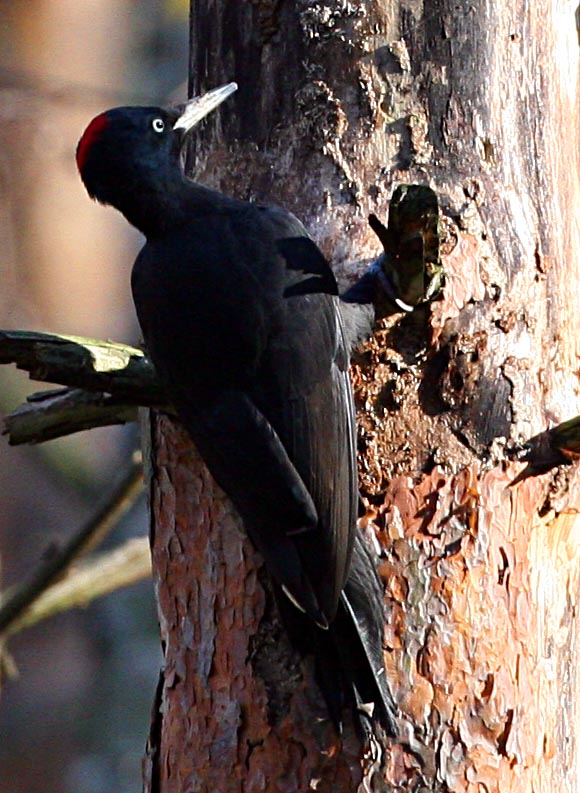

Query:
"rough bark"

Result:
[[144, 1, 580, 791], [143, 415, 367, 793]]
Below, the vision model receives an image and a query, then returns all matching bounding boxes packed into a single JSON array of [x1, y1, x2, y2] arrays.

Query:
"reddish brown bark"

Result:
[[144, 1, 580, 790], [143, 415, 369, 792]]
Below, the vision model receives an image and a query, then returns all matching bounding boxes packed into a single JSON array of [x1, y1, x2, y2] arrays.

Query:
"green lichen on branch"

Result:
[[0, 330, 169, 445], [0, 330, 165, 404]]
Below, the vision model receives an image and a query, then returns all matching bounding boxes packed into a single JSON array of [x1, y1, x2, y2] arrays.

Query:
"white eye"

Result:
[[152, 118, 165, 133]]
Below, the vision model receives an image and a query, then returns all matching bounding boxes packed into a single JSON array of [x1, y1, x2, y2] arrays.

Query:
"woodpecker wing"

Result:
[[242, 205, 358, 622], [250, 289, 357, 622]]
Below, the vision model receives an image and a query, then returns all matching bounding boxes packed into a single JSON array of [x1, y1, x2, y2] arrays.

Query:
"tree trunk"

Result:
[[143, 2, 580, 791]]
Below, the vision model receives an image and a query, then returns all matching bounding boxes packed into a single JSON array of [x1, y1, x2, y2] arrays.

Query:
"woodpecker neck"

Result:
[[106, 169, 184, 238], [111, 173, 233, 239]]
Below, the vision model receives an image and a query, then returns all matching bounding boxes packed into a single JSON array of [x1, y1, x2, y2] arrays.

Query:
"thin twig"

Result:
[[3, 386, 139, 445], [3, 537, 152, 637], [0, 460, 144, 635]]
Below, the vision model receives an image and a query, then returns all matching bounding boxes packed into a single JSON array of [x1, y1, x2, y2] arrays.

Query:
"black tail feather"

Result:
[[335, 531, 397, 735], [278, 531, 398, 736]]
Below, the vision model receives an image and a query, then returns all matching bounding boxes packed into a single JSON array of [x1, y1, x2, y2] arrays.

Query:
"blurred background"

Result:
[[0, 2, 189, 791]]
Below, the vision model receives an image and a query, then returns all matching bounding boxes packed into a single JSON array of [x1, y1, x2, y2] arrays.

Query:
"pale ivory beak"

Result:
[[173, 82, 238, 132]]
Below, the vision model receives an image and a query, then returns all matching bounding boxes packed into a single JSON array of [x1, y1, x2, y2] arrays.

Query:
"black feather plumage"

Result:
[[77, 94, 397, 734]]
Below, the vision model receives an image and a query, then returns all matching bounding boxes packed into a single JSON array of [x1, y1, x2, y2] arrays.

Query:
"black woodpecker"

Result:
[[76, 83, 397, 735]]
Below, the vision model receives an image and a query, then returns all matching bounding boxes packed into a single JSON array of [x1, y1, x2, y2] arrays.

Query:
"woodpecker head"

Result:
[[76, 83, 237, 222]]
